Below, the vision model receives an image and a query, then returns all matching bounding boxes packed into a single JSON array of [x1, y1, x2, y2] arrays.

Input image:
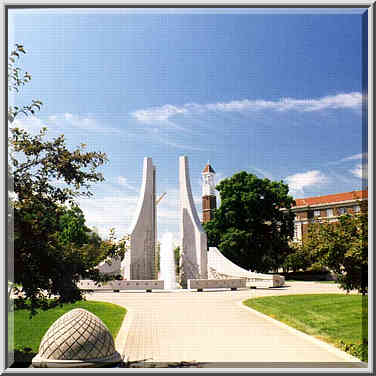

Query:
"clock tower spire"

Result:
[[202, 162, 217, 223]]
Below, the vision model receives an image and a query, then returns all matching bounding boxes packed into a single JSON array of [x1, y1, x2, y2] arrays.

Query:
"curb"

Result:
[[238, 300, 363, 364], [115, 310, 134, 361]]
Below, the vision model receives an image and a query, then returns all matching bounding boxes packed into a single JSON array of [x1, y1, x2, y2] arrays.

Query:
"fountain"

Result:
[[159, 232, 178, 290]]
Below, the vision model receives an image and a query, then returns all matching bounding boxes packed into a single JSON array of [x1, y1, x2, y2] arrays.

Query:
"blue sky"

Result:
[[8, 8, 368, 243]]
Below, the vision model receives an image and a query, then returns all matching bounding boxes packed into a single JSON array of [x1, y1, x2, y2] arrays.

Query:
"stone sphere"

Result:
[[32, 308, 122, 367]]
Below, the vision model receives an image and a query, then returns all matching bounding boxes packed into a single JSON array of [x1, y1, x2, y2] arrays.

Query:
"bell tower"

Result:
[[202, 162, 217, 223]]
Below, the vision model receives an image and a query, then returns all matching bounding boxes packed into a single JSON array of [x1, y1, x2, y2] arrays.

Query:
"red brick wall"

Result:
[[202, 195, 217, 223]]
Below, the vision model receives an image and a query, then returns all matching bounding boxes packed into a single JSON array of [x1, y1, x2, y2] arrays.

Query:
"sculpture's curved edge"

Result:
[[128, 157, 151, 234], [179, 156, 208, 283], [126, 157, 156, 280], [208, 247, 285, 286], [179, 156, 206, 233]]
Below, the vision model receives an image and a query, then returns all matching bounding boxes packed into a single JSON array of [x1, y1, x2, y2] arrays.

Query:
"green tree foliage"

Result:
[[155, 242, 160, 273], [174, 246, 180, 276], [8, 44, 126, 312], [302, 213, 368, 294], [203, 171, 295, 273], [282, 242, 313, 272]]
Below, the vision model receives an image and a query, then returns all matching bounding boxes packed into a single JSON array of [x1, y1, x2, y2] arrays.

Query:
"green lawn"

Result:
[[243, 294, 367, 361], [11, 300, 126, 362]]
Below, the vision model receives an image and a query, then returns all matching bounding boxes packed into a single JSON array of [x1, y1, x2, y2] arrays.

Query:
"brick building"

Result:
[[290, 189, 368, 242]]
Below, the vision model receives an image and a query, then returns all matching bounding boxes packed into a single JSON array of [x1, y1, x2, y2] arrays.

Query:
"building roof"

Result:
[[293, 189, 368, 208], [203, 163, 215, 173]]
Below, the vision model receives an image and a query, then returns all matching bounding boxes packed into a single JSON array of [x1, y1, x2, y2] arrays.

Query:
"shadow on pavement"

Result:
[[115, 361, 366, 368]]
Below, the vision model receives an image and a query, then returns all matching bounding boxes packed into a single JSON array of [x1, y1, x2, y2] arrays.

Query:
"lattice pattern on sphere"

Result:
[[38, 308, 116, 360]]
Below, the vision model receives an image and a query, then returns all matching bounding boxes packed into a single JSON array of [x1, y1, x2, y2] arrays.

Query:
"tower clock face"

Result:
[[204, 174, 213, 185], [203, 173, 215, 196]]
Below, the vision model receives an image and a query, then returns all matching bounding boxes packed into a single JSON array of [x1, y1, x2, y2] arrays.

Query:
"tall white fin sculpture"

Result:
[[179, 156, 208, 287], [123, 157, 156, 280]]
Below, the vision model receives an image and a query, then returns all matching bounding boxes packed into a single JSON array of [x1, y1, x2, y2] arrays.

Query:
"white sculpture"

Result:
[[207, 247, 285, 287], [124, 157, 156, 280], [179, 156, 208, 287]]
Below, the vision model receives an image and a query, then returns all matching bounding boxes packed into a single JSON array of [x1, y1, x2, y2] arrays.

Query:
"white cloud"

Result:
[[79, 194, 139, 239], [131, 92, 363, 124], [132, 104, 188, 124], [341, 153, 368, 162], [274, 92, 363, 112], [285, 170, 328, 196], [117, 176, 138, 192], [329, 152, 368, 165], [351, 163, 368, 180], [341, 153, 368, 161], [50, 113, 121, 134], [11, 113, 120, 136], [11, 116, 46, 134]]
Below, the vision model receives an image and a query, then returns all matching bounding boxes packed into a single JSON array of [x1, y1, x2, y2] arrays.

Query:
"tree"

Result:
[[302, 213, 368, 294], [282, 242, 313, 273], [8, 43, 42, 123], [204, 171, 295, 273], [174, 246, 180, 277], [8, 44, 126, 311]]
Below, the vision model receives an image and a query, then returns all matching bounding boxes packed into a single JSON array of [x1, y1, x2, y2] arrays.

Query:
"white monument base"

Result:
[[187, 279, 246, 291], [78, 279, 164, 292]]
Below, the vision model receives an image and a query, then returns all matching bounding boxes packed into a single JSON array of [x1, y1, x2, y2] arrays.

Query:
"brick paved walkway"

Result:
[[86, 282, 364, 367]]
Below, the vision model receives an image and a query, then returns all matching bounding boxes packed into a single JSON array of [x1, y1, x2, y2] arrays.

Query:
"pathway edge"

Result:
[[115, 309, 134, 362]]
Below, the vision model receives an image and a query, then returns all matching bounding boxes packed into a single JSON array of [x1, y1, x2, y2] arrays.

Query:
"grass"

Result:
[[243, 294, 368, 361], [11, 300, 126, 364]]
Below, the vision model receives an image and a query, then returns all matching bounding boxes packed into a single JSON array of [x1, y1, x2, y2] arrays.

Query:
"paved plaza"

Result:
[[86, 281, 364, 367]]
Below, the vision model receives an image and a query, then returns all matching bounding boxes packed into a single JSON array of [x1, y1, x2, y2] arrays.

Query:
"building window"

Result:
[[326, 208, 333, 217], [338, 207, 347, 215], [294, 223, 302, 241], [354, 205, 361, 213], [314, 210, 320, 217], [307, 211, 313, 219]]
